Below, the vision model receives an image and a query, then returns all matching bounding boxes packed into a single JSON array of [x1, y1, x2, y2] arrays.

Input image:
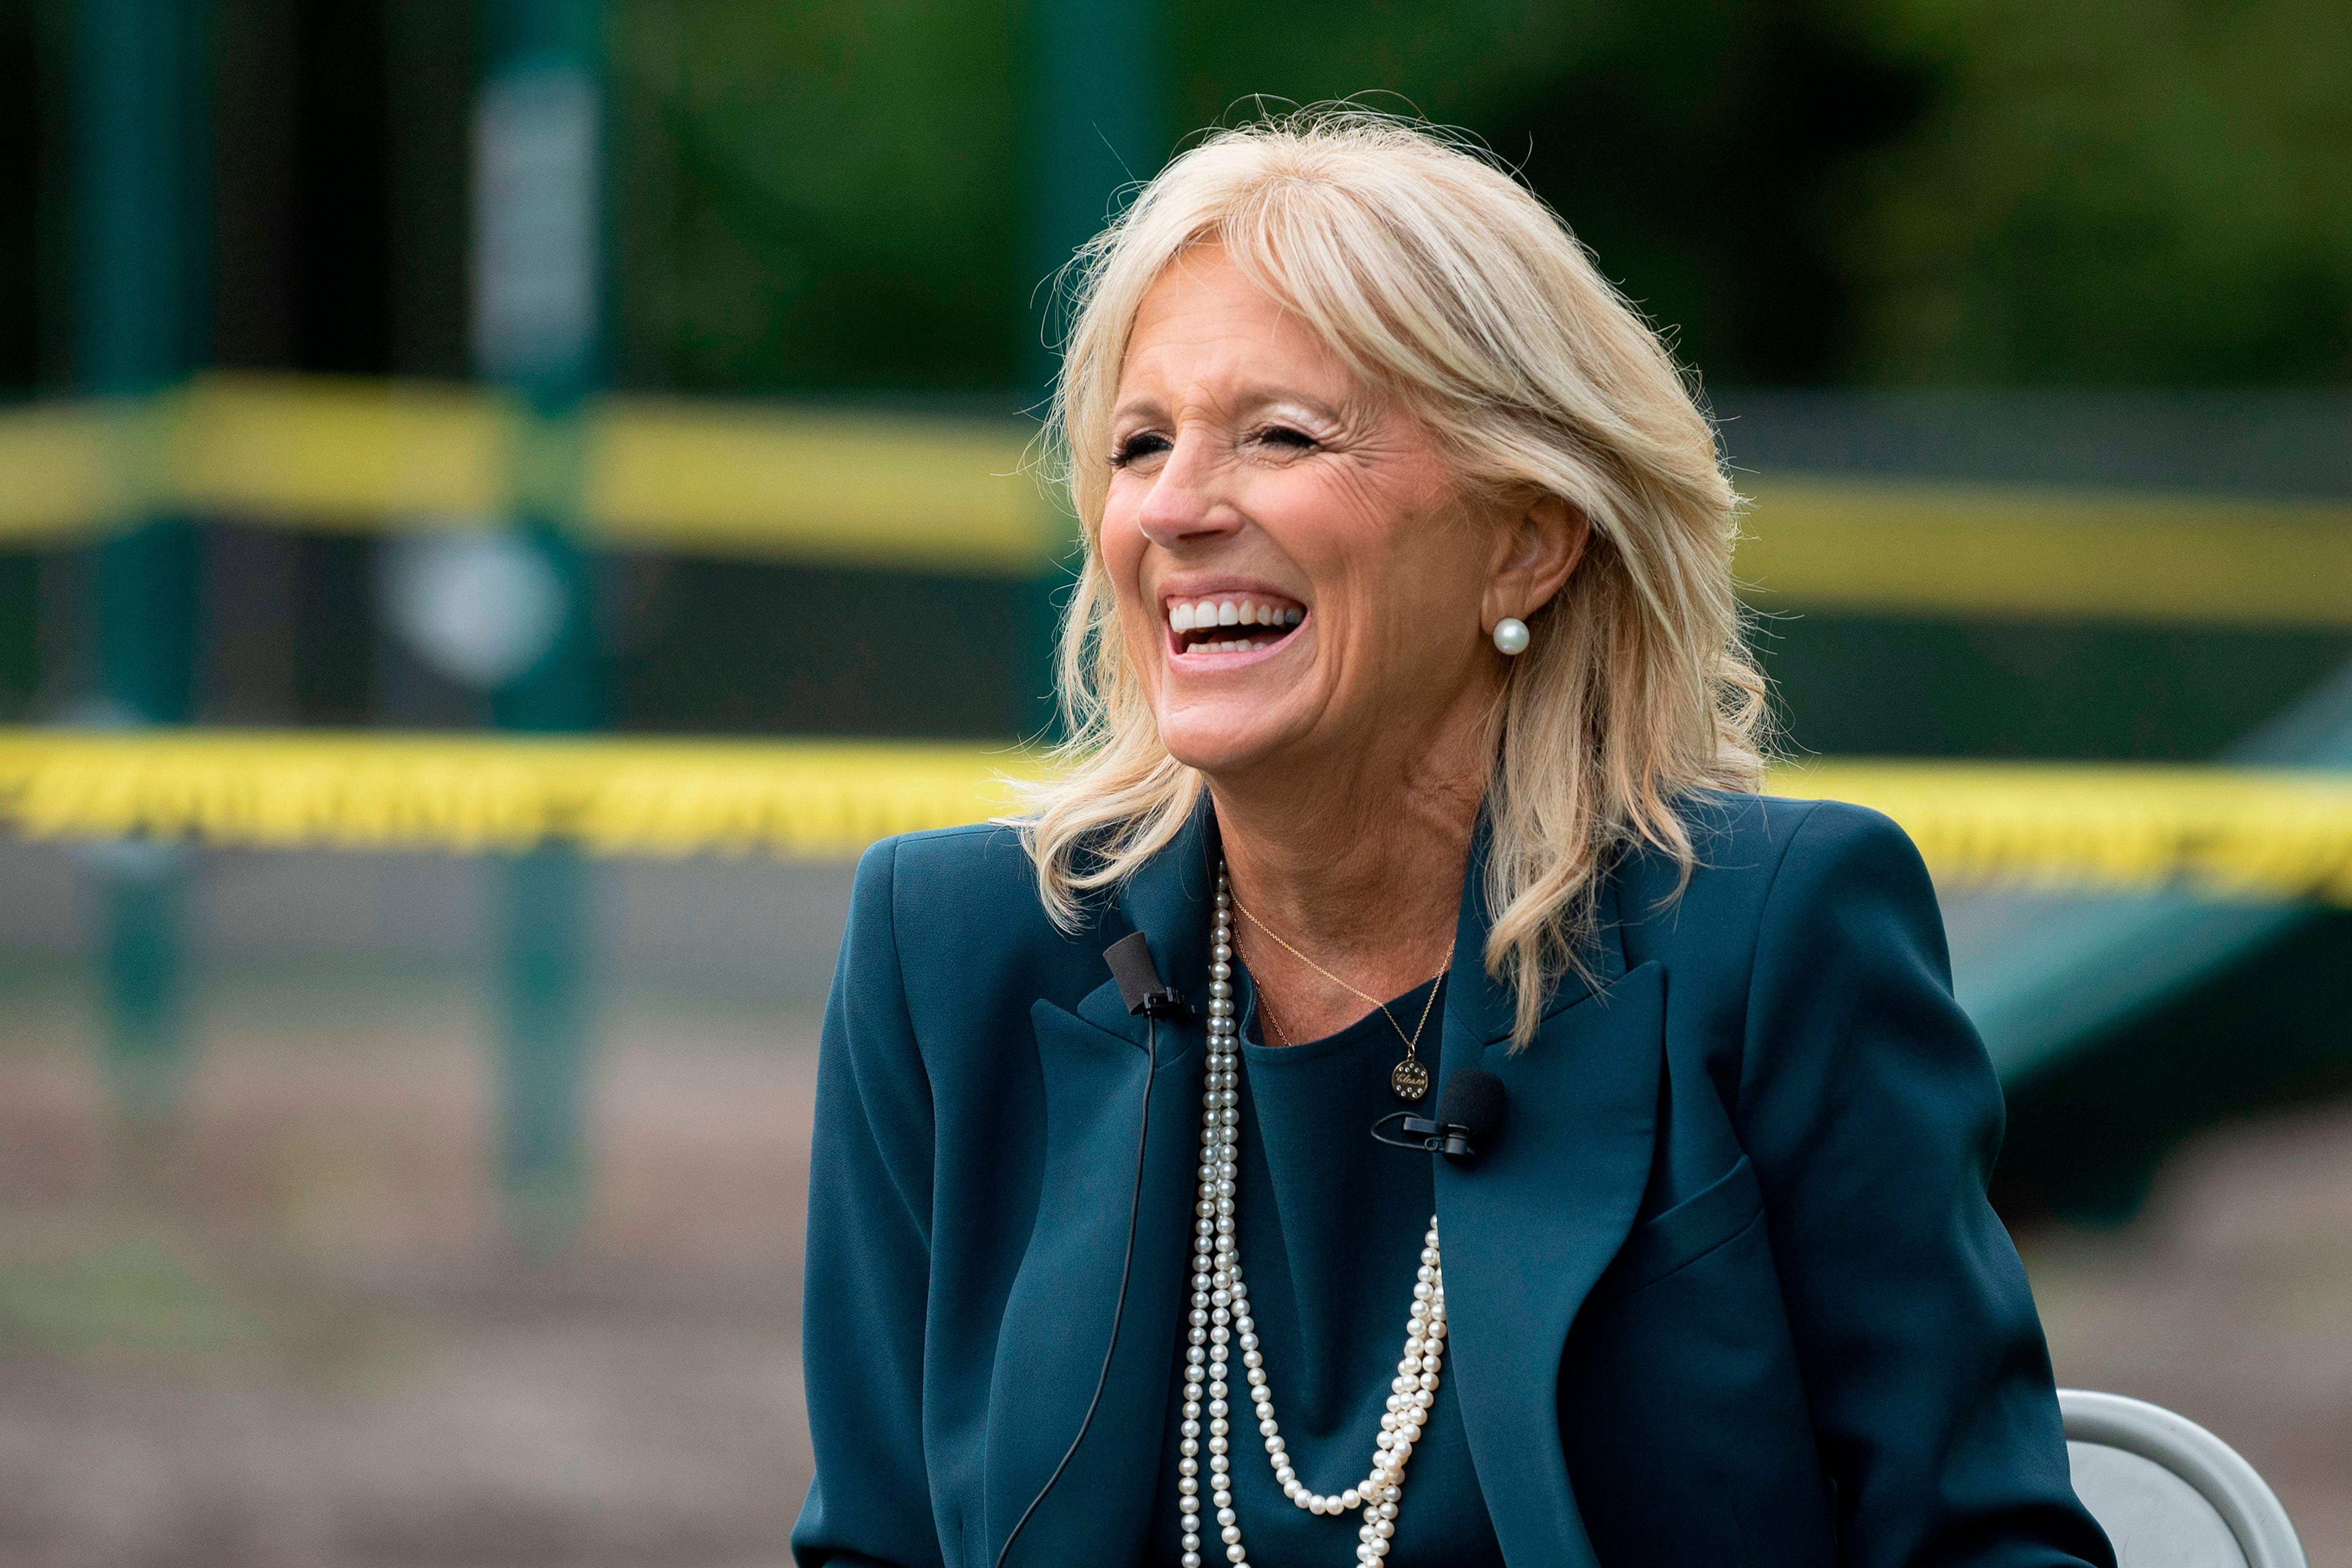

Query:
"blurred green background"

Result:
[[0, 1, 2349, 1563], [11, 0, 2352, 391]]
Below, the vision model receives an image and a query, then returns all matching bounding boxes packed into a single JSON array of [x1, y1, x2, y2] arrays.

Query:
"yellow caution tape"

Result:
[[1771, 759, 2352, 904], [3, 730, 2350, 904], [0, 730, 1037, 860], [1739, 476, 2352, 629], [5, 376, 2350, 621], [0, 375, 1060, 574]]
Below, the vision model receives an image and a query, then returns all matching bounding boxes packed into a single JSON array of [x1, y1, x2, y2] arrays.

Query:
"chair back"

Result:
[[2061, 1389, 2307, 1568]]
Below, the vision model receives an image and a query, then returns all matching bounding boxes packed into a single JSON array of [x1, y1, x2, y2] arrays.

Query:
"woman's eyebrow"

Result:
[[1229, 386, 1345, 422], [1111, 393, 1169, 426], [1111, 385, 1347, 428]]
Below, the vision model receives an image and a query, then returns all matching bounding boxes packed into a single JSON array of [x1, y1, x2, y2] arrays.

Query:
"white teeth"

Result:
[[1170, 596, 1305, 651]]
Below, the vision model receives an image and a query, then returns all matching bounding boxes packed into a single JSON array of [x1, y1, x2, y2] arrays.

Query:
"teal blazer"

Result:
[[792, 793, 2113, 1568]]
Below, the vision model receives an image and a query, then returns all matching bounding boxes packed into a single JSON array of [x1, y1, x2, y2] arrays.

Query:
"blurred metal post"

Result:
[[475, 0, 605, 1255], [1021, 0, 1163, 738], [76, 0, 202, 1127]]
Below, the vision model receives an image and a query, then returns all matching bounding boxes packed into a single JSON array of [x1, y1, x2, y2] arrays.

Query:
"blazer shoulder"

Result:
[[1614, 791, 1933, 960], [881, 818, 1038, 901], [855, 819, 1114, 1019], [1613, 789, 1819, 914], [851, 817, 1045, 915], [1672, 790, 1922, 893], [844, 819, 1054, 969]]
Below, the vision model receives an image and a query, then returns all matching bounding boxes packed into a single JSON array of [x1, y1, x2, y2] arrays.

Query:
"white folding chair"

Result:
[[2061, 1389, 2308, 1568]]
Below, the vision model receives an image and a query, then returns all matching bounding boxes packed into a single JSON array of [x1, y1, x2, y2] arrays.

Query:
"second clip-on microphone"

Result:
[[1372, 1068, 1508, 1164]]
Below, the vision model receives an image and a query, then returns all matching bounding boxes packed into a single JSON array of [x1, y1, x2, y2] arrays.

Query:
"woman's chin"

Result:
[[1154, 701, 1314, 780]]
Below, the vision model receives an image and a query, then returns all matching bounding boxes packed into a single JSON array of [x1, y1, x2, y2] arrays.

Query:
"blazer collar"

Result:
[[1435, 824, 1661, 1568], [988, 792, 1218, 1568], [1441, 815, 1627, 1046], [1065, 788, 1221, 1046]]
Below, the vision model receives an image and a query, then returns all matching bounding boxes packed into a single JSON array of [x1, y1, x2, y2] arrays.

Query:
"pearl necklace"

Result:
[[1179, 862, 1448, 1568]]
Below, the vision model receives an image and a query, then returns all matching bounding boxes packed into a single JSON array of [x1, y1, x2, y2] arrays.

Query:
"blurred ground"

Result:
[[2023, 1100, 2352, 1564], [0, 967, 819, 1568], [0, 846, 2344, 1566]]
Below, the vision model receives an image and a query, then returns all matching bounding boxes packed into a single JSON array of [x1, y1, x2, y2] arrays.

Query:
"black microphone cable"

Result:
[[994, 975, 1178, 1568]]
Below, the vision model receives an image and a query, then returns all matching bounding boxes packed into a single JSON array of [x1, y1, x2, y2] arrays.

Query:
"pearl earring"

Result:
[[1492, 616, 1530, 656]]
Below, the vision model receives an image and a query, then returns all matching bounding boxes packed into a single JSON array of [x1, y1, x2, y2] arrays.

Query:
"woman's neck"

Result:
[[1208, 702, 1491, 1045]]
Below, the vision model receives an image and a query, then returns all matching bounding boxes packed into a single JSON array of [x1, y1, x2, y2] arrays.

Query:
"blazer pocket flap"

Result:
[[1599, 1153, 1765, 1300]]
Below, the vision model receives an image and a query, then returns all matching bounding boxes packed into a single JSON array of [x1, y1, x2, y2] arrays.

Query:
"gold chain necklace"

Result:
[[1230, 896, 1451, 1102]]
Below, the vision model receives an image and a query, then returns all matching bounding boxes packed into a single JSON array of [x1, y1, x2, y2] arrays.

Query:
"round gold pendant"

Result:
[[1390, 1056, 1430, 1102]]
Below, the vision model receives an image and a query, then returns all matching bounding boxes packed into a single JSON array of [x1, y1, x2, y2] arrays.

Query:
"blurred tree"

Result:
[[613, 0, 1928, 391], [8, 0, 2347, 395], [612, 0, 1024, 392], [1830, 0, 2352, 383], [1471, 0, 1927, 384], [1167, 0, 1590, 140]]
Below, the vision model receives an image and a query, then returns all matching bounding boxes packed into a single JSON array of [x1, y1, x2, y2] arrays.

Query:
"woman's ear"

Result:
[[1482, 494, 1589, 633]]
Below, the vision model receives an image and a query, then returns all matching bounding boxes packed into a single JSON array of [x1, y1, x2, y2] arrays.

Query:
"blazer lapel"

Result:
[[1435, 844, 1664, 1568], [985, 797, 1218, 1568], [987, 799, 1661, 1568]]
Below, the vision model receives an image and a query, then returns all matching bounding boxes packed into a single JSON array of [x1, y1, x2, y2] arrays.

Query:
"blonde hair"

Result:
[[1018, 109, 1768, 1045]]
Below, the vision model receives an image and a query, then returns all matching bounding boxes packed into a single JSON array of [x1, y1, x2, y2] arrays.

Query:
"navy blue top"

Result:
[[1143, 975, 1506, 1566], [791, 793, 2115, 1568]]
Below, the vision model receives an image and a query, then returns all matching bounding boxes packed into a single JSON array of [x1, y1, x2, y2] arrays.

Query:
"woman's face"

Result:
[[1101, 246, 1524, 782]]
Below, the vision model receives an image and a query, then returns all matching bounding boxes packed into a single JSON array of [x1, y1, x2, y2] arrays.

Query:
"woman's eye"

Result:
[[1256, 425, 1317, 451], [1111, 433, 1170, 468]]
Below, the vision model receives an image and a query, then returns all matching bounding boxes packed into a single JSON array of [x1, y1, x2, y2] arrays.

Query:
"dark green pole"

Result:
[[1021, 0, 1162, 739], [476, 0, 605, 1255], [77, 0, 202, 1126]]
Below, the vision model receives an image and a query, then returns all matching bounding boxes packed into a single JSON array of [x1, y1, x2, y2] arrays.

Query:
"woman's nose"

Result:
[[1134, 438, 1243, 551]]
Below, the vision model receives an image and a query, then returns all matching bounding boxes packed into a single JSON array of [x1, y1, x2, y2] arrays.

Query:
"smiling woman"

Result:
[[792, 110, 2115, 1568], [1081, 237, 1593, 1043], [1027, 120, 1768, 1048]]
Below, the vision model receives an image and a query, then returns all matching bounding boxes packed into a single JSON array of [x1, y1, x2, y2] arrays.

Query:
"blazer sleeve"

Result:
[[1738, 803, 2114, 1568], [792, 838, 947, 1568]]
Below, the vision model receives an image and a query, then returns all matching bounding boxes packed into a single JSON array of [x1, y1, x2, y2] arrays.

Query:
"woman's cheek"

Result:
[[1097, 511, 1140, 581]]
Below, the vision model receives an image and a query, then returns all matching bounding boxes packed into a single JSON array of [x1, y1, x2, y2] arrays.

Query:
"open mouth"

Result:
[[1166, 593, 1306, 656]]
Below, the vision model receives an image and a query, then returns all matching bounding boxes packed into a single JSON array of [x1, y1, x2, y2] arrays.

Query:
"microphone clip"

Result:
[[1133, 987, 1194, 1024], [1370, 1110, 1481, 1164]]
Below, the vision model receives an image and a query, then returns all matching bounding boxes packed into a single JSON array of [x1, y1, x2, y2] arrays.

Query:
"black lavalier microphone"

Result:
[[995, 931, 1178, 1568], [1371, 1067, 1508, 1164], [1103, 929, 1194, 1021]]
